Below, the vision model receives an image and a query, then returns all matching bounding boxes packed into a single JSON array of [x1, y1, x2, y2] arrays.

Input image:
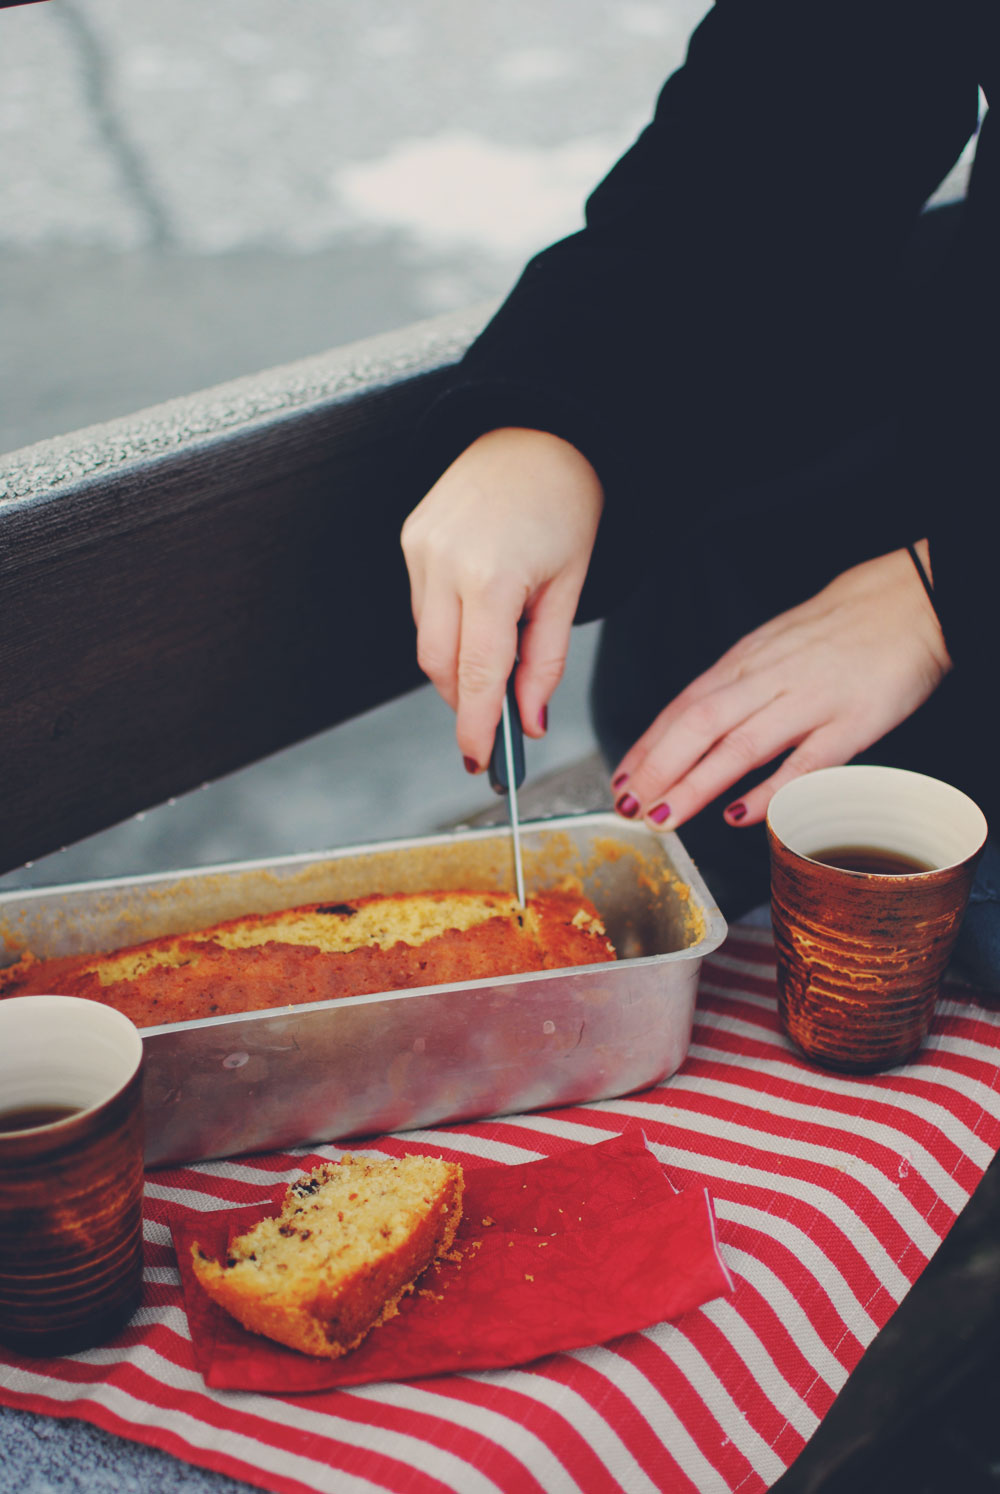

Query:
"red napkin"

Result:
[[171, 1131, 733, 1392]]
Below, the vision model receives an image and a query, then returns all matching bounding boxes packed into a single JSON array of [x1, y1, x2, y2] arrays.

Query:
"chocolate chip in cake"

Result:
[[290, 1176, 322, 1198], [316, 904, 357, 917]]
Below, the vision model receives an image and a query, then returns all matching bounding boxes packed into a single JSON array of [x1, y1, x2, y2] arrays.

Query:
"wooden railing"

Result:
[[0, 305, 489, 875]]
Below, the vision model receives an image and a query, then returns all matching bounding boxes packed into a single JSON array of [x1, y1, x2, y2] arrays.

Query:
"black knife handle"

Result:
[[489, 673, 525, 795]]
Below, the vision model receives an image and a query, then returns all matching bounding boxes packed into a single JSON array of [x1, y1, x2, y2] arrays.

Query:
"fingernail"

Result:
[[616, 793, 640, 819], [648, 803, 671, 825], [464, 756, 479, 775], [612, 771, 629, 789], [538, 705, 548, 732], [726, 800, 747, 822]]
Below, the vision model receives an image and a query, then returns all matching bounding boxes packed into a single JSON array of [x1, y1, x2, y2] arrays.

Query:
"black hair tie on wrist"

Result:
[[906, 542, 937, 609]]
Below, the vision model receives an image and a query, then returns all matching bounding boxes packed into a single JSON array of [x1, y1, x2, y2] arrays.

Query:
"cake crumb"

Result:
[[481, 1216, 495, 1227], [524, 1273, 534, 1282]]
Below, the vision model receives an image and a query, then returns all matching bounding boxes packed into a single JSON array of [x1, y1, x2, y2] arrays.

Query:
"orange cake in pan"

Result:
[[0, 888, 616, 1029]]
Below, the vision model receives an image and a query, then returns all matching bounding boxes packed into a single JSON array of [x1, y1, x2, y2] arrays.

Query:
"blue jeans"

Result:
[[953, 839, 1000, 993]]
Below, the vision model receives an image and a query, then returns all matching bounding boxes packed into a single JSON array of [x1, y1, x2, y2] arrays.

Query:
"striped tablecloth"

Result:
[[3, 925, 1000, 1494]]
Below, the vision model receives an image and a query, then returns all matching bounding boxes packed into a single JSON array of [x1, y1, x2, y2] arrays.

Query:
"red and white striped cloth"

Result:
[[3, 926, 1000, 1494]]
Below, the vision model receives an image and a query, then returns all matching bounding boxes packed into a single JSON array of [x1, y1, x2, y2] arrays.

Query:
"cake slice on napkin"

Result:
[[191, 1153, 464, 1358]]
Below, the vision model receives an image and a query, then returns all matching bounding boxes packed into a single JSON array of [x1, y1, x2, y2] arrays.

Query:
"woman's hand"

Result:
[[612, 540, 952, 829], [401, 427, 604, 772]]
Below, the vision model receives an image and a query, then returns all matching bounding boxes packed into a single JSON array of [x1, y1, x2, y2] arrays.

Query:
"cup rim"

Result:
[[766, 764, 988, 874], [0, 995, 143, 1137]]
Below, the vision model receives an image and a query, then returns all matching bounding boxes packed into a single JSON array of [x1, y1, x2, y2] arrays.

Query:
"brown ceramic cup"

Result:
[[767, 765, 988, 1073], [0, 995, 144, 1355]]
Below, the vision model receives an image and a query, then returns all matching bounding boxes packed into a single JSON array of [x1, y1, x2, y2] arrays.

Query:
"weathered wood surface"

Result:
[[0, 307, 488, 876]]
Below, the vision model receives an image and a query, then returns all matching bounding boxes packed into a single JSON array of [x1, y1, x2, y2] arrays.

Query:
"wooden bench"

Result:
[[0, 305, 490, 878]]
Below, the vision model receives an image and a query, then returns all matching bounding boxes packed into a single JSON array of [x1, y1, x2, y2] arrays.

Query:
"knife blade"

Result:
[[489, 672, 526, 909]]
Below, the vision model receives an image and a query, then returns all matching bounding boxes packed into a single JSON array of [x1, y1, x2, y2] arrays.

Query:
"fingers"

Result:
[[722, 725, 859, 826], [412, 567, 522, 766], [610, 582, 856, 829], [612, 660, 868, 831], [452, 596, 521, 773], [618, 670, 775, 801], [413, 588, 461, 712], [612, 664, 779, 819], [422, 581, 577, 769], [419, 589, 575, 770], [615, 691, 802, 830], [616, 697, 858, 832], [515, 578, 580, 738], [407, 510, 525, 766], [454, 571, 582, 764]]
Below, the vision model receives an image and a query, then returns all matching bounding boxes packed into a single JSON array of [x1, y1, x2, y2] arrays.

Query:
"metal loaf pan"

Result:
[[0, 814, 726, 1166]]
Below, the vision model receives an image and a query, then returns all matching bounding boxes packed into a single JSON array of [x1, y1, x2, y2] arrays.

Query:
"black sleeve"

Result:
[[915, 98, 999, 668], [417, 0, 980, 618]]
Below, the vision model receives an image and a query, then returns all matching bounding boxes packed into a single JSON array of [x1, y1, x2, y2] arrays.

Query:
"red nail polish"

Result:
[[649, 803, 671, 825], [538, 705, 548, 732], [464, 756, 479, 775], [616, 793, 640, 819], [726, 800, 747, 822], [612, 772, 629, 790]]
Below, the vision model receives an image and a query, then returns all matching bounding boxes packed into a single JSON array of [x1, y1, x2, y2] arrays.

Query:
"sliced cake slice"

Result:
[[191, 1152, 464, 1358]]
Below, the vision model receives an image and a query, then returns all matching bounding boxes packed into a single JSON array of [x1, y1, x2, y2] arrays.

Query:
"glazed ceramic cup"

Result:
[[0, 996, 144, 1355], [767, 765, 988, 1073]]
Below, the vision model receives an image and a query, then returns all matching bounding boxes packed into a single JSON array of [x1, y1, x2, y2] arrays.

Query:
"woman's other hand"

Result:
[[612, 540, 952, 829], [401, 427, 604, 772]]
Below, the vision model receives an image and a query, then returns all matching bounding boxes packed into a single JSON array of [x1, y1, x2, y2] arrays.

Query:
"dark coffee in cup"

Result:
[[0, 996, 144, 1355], [810, 845, 934, 877], [0, 1104, 82, 1133]]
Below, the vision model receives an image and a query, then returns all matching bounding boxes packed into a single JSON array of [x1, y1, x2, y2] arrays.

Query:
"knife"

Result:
[[489, 671, 526, 909]]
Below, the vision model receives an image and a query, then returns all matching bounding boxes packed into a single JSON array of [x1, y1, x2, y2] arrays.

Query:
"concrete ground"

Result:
[[1, 3, 995, 1491]]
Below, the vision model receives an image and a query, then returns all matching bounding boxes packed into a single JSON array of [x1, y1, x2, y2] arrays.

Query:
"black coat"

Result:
[[420, 0, 998, 670]]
